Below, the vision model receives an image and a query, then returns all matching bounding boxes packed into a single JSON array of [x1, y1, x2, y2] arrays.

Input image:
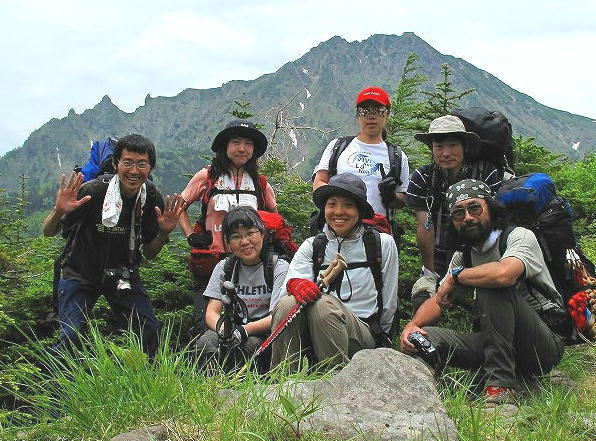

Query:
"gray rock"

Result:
[[268, 348, 458, 441], [110, 424, 169, 441]]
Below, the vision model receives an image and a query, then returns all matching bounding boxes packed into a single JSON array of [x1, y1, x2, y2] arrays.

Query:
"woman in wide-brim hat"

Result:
[[268, 173, 399, 373], [178, 119, 278, 335]]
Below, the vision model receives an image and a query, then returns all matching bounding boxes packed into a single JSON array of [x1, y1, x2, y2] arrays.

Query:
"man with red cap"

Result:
[[312, 87, 410, 224]]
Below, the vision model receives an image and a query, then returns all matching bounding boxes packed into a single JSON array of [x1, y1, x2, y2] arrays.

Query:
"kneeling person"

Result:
[[270, 173, 398, 372], [400, 179, 565, 404], [197, 206, 289, 368]]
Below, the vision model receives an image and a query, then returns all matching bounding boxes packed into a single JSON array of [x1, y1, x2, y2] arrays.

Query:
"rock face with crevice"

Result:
[[268, 348, 457, 441]]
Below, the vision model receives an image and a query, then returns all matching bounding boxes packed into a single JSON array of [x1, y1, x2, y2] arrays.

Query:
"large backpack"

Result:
[[494, 173, 595, 339], [450, 107, 515, 178], [79, 137, 118, 182], [311, 226, 399, 345], [188, 171, 270, 278]]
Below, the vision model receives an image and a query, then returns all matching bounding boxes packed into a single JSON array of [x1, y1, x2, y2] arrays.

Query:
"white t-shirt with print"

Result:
[[313, 137, 410, 215]]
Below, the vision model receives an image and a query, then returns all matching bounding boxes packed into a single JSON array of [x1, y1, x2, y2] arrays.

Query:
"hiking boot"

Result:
[[483, 386, 517, 405]]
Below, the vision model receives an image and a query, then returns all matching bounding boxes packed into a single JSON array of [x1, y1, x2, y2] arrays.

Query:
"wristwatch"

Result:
[[450, 266, 465, 285]]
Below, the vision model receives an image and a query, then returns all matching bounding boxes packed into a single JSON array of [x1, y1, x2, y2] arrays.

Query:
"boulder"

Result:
[[269, 348, 458, 441], [110, 425, 169, 441]]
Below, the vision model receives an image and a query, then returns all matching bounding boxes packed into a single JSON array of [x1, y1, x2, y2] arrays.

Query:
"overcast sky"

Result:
[[1, 0, 595, 155]]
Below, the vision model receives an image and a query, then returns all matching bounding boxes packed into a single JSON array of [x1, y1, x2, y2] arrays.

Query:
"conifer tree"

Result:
[[386, 53, 428, 148], [422, 63, 474, 120]]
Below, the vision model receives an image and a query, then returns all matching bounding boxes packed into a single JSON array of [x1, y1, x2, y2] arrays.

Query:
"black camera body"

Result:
[[408, 331, 436, 356], [102, 265, 133, 295]]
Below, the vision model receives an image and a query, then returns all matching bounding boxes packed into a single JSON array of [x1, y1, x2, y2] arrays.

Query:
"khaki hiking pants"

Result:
[[270, 294, 375, 373]]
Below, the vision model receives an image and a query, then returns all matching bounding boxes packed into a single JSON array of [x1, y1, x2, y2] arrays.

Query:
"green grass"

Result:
[[1, 326, 594, 441]]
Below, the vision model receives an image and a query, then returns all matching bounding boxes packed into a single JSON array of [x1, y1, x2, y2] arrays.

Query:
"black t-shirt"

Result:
[[61, 176, 164, 283]]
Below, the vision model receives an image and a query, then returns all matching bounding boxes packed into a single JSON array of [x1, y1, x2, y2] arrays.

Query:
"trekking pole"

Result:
[[234, 253, 347, 379]]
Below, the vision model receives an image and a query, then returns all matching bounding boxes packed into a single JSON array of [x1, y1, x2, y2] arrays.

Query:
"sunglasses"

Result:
[[450, 202, 486, 221], [356, 107, 389, 118]]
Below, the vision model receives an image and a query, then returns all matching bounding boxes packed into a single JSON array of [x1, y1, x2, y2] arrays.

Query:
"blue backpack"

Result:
[[79, 137, 118, 182]]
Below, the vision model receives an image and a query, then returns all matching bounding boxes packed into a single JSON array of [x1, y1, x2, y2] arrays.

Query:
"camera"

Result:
[[102, 265, 133, 295], [408, 331, 436, 356]]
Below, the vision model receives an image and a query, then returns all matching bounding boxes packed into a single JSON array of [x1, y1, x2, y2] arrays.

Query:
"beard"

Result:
[[458, 220, 492, 246]]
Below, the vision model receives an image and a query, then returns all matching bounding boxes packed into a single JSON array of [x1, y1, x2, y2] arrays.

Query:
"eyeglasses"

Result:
[[356, 107, 389, 118], [228, 229, 261, 244], [450, 202, 485, 221], [117, 159, 150, 170]]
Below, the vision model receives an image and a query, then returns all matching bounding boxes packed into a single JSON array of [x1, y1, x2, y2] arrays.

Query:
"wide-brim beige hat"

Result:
[[415, 115, 480, 150]]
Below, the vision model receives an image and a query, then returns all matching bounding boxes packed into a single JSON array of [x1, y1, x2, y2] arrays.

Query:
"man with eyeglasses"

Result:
[[43, 134, 185, 357], [400, 179, 565, 406], [313, 87, 410, 221]]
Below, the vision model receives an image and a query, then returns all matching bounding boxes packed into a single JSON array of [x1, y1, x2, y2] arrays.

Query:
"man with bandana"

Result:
[[43, 134, 185, 357], [400, 179, 565, 405]]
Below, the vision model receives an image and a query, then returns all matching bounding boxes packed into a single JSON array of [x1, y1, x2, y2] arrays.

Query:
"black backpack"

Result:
[[311, 226, 399, 345], [328, 136, 403, 186], [450, 107, 515, 178]]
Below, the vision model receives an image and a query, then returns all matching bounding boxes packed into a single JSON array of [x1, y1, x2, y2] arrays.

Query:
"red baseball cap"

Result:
[[355, 87, 391, 107]]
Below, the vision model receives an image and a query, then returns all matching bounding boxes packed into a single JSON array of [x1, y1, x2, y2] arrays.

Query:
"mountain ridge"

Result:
[[1, 32, 594, 210]]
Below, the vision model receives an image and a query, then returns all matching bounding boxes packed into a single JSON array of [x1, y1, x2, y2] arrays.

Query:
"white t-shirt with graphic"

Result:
[[313, 138, 410, 215]]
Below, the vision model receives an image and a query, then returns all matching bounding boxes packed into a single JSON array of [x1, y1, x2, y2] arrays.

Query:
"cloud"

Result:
[[1, 0, 596, 154]]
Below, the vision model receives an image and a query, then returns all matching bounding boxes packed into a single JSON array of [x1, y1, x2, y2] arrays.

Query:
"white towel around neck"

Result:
[[102, 175, 147, 250]]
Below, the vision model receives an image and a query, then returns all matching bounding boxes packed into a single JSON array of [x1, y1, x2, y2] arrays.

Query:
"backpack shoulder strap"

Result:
[[200, 166, 215, 221], [363, 226, 384, 310], [311, 233, 329, 282], [263, 250, 278, 293], [386, 142, 403, 186], [256, 174, 267, 210], [328, 136, 356, 177], [498, 225, 515, 257], [223, 255, 239, 285]]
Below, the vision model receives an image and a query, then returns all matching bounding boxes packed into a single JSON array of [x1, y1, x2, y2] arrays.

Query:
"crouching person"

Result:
[[400, 179, 565, 405], [43, 134, 185, 358], [270, 173, 398, 373], [196, 206, 289, 371]]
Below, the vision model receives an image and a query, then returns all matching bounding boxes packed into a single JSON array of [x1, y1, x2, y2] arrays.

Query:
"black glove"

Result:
[[218, 324, 248, 348], [187, 231, 213, 249], [378, 176, 397, 206]]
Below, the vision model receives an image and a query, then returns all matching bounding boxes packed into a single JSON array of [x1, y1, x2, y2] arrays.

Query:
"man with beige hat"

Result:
[[406, 115, 501, 314]]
